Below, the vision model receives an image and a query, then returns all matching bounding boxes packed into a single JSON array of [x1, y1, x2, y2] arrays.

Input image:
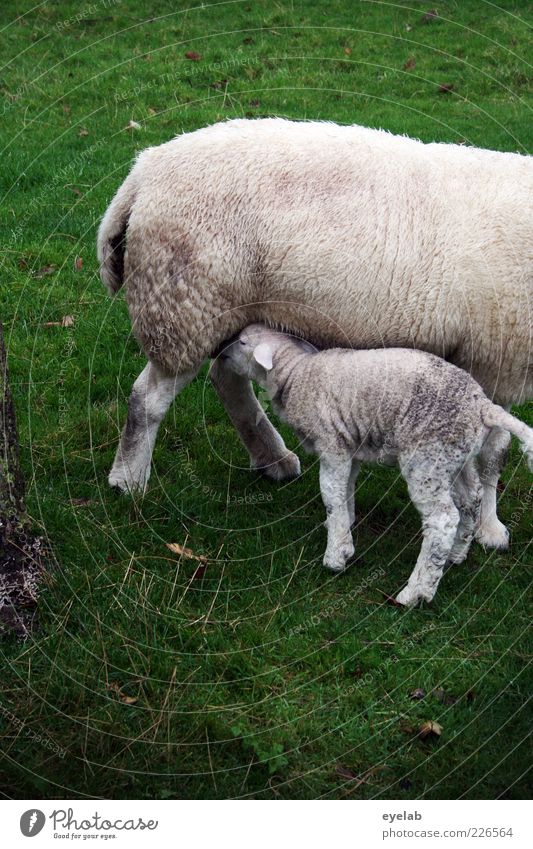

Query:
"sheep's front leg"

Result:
[[347, 459, 361, 527], [396, 467, 459, 606], [210, 358, 300, 480], [319, 454, 355, 573], [475, 426, 510, 550], [109, 360, 198, 494]]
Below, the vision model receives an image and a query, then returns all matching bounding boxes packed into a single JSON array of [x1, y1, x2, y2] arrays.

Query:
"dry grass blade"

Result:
[[107, 682, 138, 705], [166, 542, 208, 564]]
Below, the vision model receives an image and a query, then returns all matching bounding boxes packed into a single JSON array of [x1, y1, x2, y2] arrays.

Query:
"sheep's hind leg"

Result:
[[109, 360, 199, 494], [475, 426, 510, 550], [319, 454, 355, 573], [210, 358, 300, 480], [396, 460, 460, 606]]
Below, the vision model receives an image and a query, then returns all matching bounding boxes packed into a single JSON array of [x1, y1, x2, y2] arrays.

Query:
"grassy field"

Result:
[[1, 0, 532, 800]]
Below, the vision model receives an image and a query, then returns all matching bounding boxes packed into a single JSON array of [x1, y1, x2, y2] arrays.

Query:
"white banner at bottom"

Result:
[[2, 799, 530, 848]]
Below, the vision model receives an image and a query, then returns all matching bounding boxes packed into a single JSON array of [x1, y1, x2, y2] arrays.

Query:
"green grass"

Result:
[[1, 0, 532, 800]]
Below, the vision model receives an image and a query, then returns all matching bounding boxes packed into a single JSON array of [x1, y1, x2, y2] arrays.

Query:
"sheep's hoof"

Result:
[[323, 559, 348, 574], [475, 519, 509, 551], [396, 587, 428, 607], [108, 465, 150, 495], [254, 451, 301, 481], [323, 543, 354, 574]]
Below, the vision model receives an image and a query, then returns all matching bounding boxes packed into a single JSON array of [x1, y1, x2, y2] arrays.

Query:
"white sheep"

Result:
[[221, 324, 533, 605], [97, 118, 533, 551]]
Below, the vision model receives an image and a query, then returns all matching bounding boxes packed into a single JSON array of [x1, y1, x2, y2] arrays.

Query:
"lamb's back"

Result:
[[276, 347, 486, 455]]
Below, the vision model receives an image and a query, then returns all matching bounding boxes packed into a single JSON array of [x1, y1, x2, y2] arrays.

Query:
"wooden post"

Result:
[[0, 322, 44, 636]]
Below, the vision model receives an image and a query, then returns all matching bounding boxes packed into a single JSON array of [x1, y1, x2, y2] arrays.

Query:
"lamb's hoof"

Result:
[[475, 520, 509, 551], [254, 451, 301, 481], [395, 586, 433, 607], [323, 543, 354, 574], [108, 465, 150, 495]]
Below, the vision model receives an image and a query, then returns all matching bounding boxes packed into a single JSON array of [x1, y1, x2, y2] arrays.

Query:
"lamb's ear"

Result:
[[253, 342, 274, 371]]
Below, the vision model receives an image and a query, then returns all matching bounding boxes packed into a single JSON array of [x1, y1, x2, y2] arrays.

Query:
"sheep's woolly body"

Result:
[[98, 118, 533, 406]]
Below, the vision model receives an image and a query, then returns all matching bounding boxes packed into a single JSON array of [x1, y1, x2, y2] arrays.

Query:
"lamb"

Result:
[[220, 324, 533, 606], [97, 118, 533, 551]]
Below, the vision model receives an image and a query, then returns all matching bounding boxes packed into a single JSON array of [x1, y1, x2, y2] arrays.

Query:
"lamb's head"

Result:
[[220, 324, 317, 385], [220, 324, 284, 384]]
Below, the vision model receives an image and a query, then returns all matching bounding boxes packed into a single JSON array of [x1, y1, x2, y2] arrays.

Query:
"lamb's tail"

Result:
[[96, 173, 137, 295], [482, 403, 533, 472]]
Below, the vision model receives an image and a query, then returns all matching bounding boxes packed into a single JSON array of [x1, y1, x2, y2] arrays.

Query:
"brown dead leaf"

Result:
[[249, 98, 260, 108], [438, 83, 454, 93], [33, 265, 57, 278], [62, 103, 70, 114], [74, 256, 83, 270], [79, 127, 89, 136], [68, 186, 83, 197], [409, 687, 426, 700], [166, 542, 208, 564], [185, 50, 202, 61], [107, 682, 138, 705], [242, 37, 254, 45], [148, 107, 157, 116], [343, 46, 352, 55], [403, 56, 416, 71], [43, 315, 74, 328], [419, 720, 443, 739], [422, 9, 439, 23]]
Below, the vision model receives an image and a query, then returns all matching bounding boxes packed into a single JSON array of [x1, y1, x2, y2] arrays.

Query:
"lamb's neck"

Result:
[[266, 343, 310, 409]]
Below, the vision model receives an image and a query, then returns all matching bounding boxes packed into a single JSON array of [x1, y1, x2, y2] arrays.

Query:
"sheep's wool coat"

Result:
[[98, 118, 533, 405]]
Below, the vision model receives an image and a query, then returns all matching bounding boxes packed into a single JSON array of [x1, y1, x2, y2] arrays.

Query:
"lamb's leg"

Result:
[[210, 358, 300, 480], [396, 464, 459, 606], [109, 360, 199, 493], [348, 459, 361, 527], [449, 460, 483, 565], [319, 454, 355, 573], [475, 426, 510, 549]]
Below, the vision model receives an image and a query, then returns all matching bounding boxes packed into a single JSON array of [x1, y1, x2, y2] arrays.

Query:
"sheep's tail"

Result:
[[482, 403, 533, 472], [96, 172, 137, 295]]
